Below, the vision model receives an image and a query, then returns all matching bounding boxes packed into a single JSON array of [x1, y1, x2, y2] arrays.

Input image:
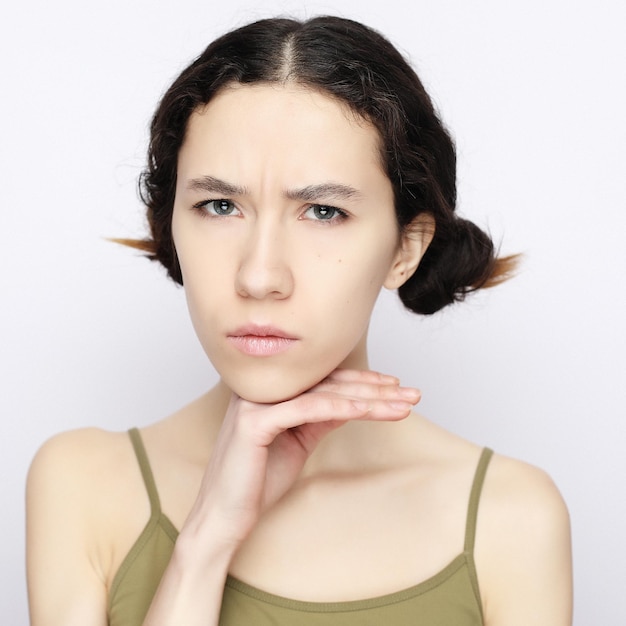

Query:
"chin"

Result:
[[220, 363, 330, 405], [229, 378, 313, 405]]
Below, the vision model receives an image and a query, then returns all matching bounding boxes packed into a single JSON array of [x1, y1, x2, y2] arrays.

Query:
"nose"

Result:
[[235, 221, 294, 300]]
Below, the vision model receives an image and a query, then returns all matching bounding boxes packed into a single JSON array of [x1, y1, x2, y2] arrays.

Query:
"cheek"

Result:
[[173, 227, 226, 337], [333, 267, 386, 326], [307, 243, 397, 330], [180, 263, 232, 343]]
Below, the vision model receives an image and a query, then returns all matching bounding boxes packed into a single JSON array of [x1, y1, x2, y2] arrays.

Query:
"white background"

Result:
[[1, 0, 624, 623]]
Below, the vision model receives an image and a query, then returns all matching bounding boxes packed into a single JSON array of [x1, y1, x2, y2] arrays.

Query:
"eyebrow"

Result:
[[186, 175, 247, 196], [186, 176, 362, 202], [285, 183, 362, 202]]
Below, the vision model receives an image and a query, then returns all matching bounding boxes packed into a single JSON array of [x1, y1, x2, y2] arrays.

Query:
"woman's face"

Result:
[[172, 84, 420, 402]]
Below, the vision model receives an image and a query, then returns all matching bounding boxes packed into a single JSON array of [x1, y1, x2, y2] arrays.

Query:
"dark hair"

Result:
[[123, 16, 517, 314]]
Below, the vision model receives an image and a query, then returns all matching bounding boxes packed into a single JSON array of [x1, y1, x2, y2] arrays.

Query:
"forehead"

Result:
[[177, 84, 386, 188]]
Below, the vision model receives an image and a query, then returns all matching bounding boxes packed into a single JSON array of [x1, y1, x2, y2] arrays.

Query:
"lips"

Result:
[[227, 324, 299, 356]]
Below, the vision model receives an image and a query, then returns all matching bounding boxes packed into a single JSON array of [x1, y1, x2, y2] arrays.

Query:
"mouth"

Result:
[[227, 324, 299, 356]]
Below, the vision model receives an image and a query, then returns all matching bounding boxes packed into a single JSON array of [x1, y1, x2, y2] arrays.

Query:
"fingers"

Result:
[[257, 390, 417, 439], [316, 380, 420, 403], [229, 369, 420, 446], [314, 369, 420, 404], [323, 368, 400, 385]]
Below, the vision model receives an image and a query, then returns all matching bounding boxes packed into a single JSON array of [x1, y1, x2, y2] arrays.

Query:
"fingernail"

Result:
[[399, 388, 421, 401]]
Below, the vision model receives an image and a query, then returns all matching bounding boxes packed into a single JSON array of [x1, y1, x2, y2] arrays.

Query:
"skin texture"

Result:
[[26, 85, 572, 626]]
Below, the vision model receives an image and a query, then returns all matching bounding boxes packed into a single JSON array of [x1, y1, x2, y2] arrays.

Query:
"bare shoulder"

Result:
[[27, 426, 144, 546], [28, 427, 136, 505], [27, 426, 147, 556], [481, 452, 569, 521], [475, 452, 573, 625], [27, 428, 139, 626], [30, 426, 130, 466], [407, 419, 572, 625], [411, 418, 569, 522], [27, 428, 150, 622], [479, 453, 571, 553]]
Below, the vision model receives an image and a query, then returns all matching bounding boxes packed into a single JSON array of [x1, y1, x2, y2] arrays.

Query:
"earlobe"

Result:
[[384, 213, 435, 289]]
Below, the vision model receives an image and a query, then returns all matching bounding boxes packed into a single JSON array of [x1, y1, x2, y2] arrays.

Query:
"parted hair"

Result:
[[126, 16, 517, 314]]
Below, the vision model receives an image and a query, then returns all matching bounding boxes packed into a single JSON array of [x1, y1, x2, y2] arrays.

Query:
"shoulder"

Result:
[[29, 426, 129, 464], [480, 452, 569, 521], [28, 428, 134, 502], [27, 427, 145, 538], [26, 428, 139, 625], [27, 428, 146, 585], [478, 453, 571, 551], [475, 453, 572, 625]]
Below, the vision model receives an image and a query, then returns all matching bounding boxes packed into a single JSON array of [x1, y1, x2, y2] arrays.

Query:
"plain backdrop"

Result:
[[1, 0, 624, 623]]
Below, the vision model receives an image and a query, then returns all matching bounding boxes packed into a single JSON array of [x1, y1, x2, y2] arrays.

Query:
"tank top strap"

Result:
[[464, 447, 494, 553], [128, 427, 162, 516]]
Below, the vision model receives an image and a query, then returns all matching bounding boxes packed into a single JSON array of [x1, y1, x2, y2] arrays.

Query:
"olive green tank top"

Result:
[[108, 429, 493, 626]]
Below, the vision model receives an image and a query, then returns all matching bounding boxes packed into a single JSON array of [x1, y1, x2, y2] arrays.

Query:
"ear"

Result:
[[384, 212, 435, 289]]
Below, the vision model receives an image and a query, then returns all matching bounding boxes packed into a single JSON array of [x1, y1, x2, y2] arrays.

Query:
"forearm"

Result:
[[142, 527, 236, 626]]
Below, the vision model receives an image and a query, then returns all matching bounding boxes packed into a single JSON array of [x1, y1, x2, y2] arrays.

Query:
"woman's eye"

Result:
[[195, 199, 240, 217], [303, 204, 347, 222]]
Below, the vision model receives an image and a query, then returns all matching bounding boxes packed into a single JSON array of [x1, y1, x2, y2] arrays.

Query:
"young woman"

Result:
[[26, 16, 572, 626]]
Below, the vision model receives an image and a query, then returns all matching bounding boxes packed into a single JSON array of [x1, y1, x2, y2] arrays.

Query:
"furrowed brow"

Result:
[[286, 183, 362, 203], [186, 175, 247, 196], [185, 177, 361, 202]]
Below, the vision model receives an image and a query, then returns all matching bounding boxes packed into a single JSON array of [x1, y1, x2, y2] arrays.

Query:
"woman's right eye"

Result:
[[194, 199, 241, 217]]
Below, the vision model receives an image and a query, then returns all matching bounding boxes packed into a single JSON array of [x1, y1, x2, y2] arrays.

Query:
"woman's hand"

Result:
[[185, 368, 421, 550]]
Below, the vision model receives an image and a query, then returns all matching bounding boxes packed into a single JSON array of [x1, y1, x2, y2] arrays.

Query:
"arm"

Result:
[[26, 431, 109, 626], [476, 456, 573, 626]]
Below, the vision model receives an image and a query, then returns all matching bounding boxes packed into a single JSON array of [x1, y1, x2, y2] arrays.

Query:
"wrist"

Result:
[[142, 529, 233, 626], [173, 520, 238, 577]]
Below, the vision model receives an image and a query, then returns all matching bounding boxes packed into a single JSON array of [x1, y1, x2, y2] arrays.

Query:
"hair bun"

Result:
[[399, 217, 518, 315]]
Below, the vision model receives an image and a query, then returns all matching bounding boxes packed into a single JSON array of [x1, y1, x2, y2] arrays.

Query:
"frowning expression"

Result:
[[172, 84, 419, 402]]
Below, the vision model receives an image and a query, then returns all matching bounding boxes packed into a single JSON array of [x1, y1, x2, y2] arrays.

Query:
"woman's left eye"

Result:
[[303, 205, 348, 222]]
